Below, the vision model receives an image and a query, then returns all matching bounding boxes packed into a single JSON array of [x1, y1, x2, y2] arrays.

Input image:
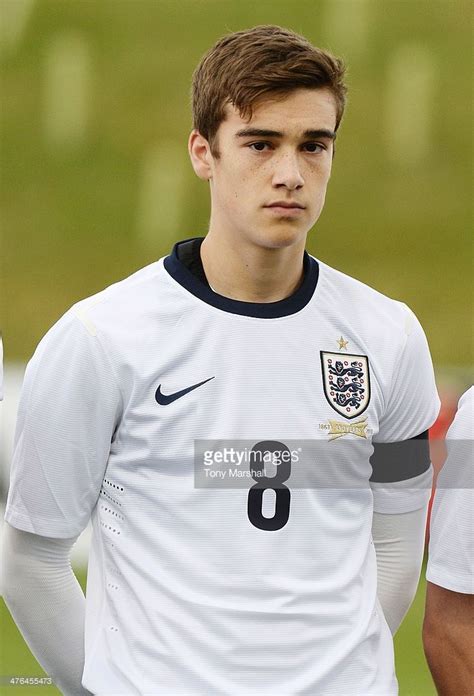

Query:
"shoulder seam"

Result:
[[378, 303, 412, 423], [71, 315, 126, 417]]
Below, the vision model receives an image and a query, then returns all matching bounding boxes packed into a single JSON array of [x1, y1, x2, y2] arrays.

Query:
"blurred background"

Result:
[[0, 0, 472, 694]]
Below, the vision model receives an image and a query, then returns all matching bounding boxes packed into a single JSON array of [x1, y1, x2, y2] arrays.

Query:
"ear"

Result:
[[188, 129, 213, 181]]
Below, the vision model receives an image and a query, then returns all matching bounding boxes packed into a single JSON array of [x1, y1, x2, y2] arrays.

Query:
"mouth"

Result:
[[265, 201, 305, 210], [264, 202, 305, 216]]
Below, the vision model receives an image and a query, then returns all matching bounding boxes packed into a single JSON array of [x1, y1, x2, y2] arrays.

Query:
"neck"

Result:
[[200, 232, 306, 303]]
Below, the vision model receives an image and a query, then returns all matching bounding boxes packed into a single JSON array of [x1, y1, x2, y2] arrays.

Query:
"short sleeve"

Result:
[[4, 310, 123, 538], [426, 387, 474, 593], [371, 306, 440, 513], [374, 306, 440, 444]]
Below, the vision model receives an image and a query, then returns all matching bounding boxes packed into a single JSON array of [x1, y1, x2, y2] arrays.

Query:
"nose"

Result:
[[271, 150, 305, 190]]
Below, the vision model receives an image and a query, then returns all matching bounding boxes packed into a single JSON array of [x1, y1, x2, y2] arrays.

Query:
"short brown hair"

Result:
[[191, 25, 347, 157]]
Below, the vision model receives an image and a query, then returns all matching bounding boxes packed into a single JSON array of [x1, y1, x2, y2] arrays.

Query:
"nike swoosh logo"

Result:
[[155, 376, 215, 405]]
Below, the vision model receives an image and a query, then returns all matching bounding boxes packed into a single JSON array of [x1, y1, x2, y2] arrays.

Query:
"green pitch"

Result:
[[0, 563, 435, 695]]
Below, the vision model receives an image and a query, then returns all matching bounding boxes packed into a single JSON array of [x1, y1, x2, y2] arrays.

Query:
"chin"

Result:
[[253, 226, 308, 250]]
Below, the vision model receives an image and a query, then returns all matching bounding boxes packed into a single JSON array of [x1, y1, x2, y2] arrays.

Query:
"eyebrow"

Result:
[[234, 127, 336, 140]]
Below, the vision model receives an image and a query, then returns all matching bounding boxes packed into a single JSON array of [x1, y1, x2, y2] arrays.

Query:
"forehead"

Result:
[[222, 87, 338, 135]]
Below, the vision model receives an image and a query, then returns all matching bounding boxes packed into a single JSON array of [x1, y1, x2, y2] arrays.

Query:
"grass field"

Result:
[[0, 561, 436, 695]]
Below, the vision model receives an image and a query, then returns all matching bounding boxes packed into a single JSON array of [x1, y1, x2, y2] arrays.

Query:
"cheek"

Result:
[[226, 169, 255, 204], [311, 163, 332, 191]]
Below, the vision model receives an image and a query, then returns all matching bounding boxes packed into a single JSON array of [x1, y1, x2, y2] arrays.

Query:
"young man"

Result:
[[423, 386, 474, 695], [2, 25, 439, 696]]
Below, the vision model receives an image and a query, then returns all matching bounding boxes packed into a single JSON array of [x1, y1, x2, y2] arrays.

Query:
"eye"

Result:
[[248, 141, 272, 152], [303, 142, 325, 153], [247, 141, 327, 154]]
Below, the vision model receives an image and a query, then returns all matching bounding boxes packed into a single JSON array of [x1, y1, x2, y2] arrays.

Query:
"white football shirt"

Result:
[[427, 386, 474, 594], [5, 239, 440, 695]]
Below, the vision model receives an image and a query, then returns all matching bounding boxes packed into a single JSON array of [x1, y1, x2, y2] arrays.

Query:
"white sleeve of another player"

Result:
[[426, 387, 474, 594], [4, 308, 123, 538], [371, 306, 440, 514], [1, 523, 92, 696], [372, 506, 428, 635]]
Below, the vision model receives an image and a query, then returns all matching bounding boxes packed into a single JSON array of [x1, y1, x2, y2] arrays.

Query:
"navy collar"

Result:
[[164, 237, 319, 319]]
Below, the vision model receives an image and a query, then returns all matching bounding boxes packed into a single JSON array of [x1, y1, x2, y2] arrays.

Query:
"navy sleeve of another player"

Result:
[[5, 308, 123, 538], [370, 306, 440, 513]]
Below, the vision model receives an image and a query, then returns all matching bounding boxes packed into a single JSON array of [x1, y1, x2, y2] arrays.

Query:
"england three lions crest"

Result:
[[320, 352, 371, 419]]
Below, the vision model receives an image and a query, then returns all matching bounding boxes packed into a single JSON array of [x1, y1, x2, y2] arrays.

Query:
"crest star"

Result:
[[337, 336, 349, 350]]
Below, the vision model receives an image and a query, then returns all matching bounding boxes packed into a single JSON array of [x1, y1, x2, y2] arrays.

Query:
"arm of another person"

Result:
[[423, 582, 474, 696], [423, 387, 474, 695]]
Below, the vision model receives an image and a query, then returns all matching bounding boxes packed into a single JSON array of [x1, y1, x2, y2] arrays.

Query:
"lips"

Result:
[[266, 201, 305, 209], [264, 201, 306, 217]]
